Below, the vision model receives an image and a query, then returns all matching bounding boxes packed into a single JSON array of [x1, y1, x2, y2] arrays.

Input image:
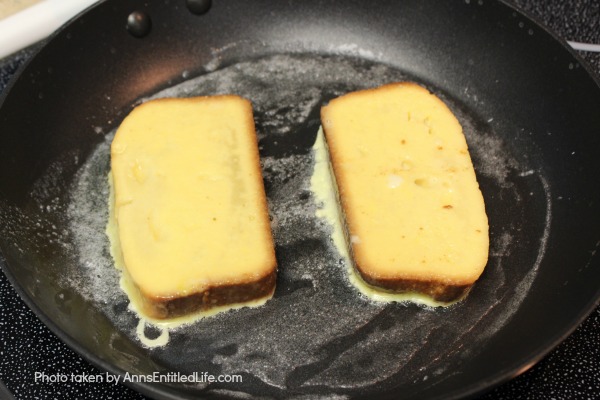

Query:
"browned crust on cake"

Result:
[[356, 268, 472, 303], [321, 82, 478, 303], [136, 270, 277, 319]]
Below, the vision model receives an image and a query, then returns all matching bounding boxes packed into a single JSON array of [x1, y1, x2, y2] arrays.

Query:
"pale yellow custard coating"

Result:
[[109, 95, 276, 319], [321, 83, 489, 301]]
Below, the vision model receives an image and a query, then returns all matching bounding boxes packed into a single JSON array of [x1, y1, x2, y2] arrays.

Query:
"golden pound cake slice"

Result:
[[109, 95, 277, 319], [321, 83, 489, 303]]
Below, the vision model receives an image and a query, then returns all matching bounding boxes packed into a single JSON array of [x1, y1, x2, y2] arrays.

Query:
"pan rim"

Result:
[[498, 0, 600, 89]]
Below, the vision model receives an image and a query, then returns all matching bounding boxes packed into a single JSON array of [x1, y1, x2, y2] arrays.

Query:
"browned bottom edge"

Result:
[[358, 270, 473, 303], [139, 271, 277, 319]]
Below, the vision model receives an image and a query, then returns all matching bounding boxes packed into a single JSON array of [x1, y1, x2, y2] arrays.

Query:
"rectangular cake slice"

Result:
[[320, 83, 489, 302], [110, 95, 277, 319]]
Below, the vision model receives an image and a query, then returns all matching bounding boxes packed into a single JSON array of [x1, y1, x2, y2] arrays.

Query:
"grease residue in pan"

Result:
[[63, 54, 550, 397]]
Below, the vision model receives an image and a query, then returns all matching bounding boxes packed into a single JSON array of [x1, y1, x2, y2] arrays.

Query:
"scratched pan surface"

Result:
[[1, 0, 600, 399]]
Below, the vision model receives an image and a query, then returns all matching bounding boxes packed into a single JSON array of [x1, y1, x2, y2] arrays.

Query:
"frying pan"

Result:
[[1, 0, 599, 399]]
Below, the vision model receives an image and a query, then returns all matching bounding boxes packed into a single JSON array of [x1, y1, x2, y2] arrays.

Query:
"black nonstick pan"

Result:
[[1, 0, 599, 399]]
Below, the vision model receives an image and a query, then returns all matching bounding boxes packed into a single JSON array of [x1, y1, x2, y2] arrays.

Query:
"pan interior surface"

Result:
[[3, 53, 551, 399], [0, 0, 599, 399]]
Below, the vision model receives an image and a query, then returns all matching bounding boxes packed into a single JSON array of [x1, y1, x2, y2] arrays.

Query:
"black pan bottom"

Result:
[[57, 53, 549, 399]]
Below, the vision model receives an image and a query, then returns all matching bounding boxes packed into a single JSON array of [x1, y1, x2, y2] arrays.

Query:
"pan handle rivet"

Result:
[[186, 0, 212, 15], [127, 11, 152, 38]]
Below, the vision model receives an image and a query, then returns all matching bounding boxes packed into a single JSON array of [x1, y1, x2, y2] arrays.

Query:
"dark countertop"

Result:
[[1, 1, 599, 399]]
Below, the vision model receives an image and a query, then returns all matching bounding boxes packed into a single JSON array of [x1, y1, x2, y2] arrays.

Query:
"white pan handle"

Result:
[[0, 0, 100, 60]]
